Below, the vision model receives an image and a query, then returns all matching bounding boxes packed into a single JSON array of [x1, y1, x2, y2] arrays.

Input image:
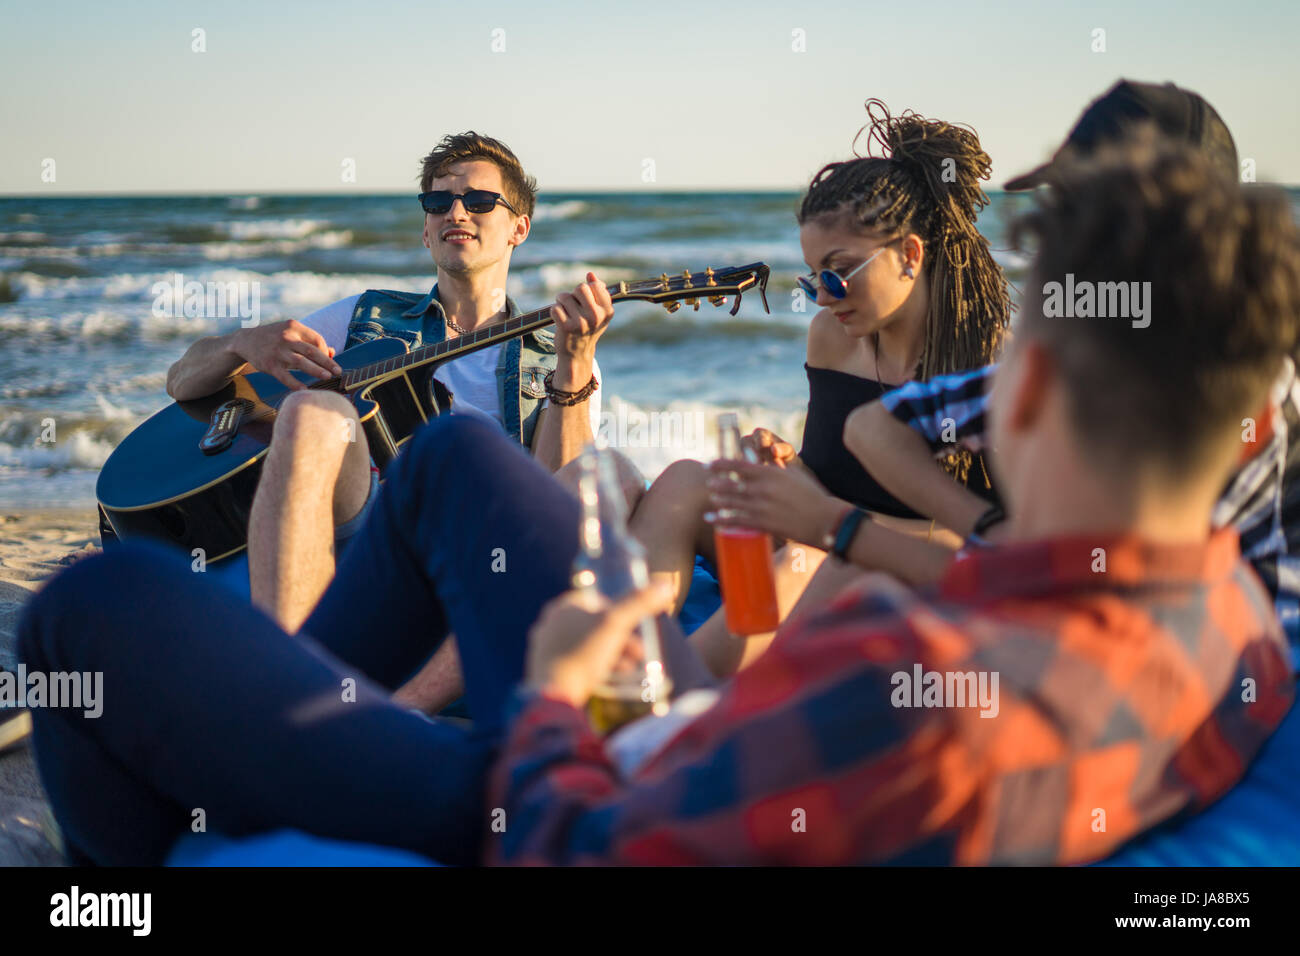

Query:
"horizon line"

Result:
[[0, 185, 811, 200], [3, 182, 1296, 200]]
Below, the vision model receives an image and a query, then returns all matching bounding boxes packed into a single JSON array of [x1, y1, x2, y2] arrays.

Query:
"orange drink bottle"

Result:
[[712, 413, 780, 635]]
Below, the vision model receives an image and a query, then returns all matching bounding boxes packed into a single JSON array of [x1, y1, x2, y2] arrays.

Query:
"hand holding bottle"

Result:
[[710, 414, 781, 636], [525, 583, 675, 710], [706, 457, 844, 549]]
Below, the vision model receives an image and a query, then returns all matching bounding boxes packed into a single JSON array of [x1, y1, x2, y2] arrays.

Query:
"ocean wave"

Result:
[[532, 200, 589, 221], [598, 395, 806, 480], [0, 230, 357, 270], [220, 218, 330, 240], [531, 262, 638, 294], [227, 196, 263, 210], [0, 309, 133, 341], [4, 268, 415, 308], [0, 307, 219, 342], [198, 231, 355, 260], [0, 409, 136, 472], [0, 371, 167, 400], [0, 430, 117, 471]]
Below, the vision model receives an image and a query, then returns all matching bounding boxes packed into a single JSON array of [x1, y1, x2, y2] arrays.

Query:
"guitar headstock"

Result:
[[609, 262, 770, 316]]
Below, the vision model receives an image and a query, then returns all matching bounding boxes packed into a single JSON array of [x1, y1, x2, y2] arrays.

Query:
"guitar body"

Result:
[[96, 338, 439, 562]]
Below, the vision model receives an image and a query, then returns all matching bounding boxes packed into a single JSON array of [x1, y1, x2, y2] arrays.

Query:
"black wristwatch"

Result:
[[824, 507, 869, 561]]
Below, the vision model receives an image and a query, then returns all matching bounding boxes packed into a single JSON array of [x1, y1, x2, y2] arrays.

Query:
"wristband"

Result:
[[829, 507, 869, 561], [544, 370, 599, 406]]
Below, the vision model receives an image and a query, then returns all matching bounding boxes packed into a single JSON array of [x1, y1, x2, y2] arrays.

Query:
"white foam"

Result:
[[0, 429, 116, 471], [7, 268, 413, 310], [534, 262, 636, 294], [220, 218, 328, 240], [597, 395, 806, 480], [90, 392, 140, 422], [198, 230, 354, 260], [532, 200, 589, 221]]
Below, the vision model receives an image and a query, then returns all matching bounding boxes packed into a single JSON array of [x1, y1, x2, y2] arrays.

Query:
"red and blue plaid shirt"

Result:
[[487, 530, 1294, 865]]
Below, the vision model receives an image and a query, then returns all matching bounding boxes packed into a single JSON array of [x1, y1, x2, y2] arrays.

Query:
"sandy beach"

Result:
[[0, 508, 98, 866]]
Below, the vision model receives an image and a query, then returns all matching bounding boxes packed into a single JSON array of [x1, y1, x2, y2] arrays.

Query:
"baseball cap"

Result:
[[1004, 79, 1238, 190]]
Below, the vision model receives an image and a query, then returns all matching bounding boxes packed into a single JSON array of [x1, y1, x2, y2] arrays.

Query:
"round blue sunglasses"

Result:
[[796, 243, 896, 300]]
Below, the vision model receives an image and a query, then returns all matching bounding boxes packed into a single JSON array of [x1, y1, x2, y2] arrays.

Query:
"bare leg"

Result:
[[392, 637, 463, 714], [688, 542, 829, 678], [782, 554, 870, 624], [628, 459, 717, 613], [553, 447, 648, 515], [248, 390, 372, 633]]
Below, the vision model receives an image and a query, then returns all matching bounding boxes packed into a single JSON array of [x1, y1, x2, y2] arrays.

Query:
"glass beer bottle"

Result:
[[712, 413, 780, 635], [571, 445, 672, 734]]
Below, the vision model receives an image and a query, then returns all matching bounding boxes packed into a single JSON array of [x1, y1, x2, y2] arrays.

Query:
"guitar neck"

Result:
[[340, 303, 558, 391], [330, 263, 769, 391]]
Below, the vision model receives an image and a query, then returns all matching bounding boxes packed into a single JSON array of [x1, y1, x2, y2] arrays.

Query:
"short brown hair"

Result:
[[418, 132, 538, 218], [1013, 136, 1300, 474]]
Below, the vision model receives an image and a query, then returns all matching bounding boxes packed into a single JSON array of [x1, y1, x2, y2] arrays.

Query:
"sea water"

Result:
[[3, 188, 1286, 509]]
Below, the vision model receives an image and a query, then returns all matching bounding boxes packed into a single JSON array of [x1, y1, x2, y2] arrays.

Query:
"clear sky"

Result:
[[2, 0, 1297, 193]]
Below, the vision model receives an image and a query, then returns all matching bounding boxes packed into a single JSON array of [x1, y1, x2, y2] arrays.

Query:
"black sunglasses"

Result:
[[417, 190, 518, 216]]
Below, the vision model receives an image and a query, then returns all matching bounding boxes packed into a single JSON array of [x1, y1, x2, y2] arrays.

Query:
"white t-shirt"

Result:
[[297, 294, 602, 437]]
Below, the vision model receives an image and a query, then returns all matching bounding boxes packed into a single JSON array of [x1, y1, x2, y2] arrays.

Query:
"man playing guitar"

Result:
[[163, 133, 624, 702]]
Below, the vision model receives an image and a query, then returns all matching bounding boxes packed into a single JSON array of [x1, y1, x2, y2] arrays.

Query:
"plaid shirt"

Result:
[[488, 531, 1294, 865], [881, 361, 1300, 664]]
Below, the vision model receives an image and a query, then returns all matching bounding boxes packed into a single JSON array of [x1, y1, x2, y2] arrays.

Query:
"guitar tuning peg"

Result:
[[664, 301, 682, 314], [659, 273, 670, 291], [709, 295, 726, 307], [705, 267, 717, 287], [692, 298, 701, 311], [682, 268, 693, 289]]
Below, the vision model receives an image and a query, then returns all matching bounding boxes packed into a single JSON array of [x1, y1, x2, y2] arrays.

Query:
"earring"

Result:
[[904, 265, 915, 279]]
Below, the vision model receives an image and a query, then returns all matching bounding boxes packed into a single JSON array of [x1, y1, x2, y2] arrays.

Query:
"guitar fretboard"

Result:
[[334, 276, 673, 390], [318, 264, 765, 392], [338, 305, 557, 390]]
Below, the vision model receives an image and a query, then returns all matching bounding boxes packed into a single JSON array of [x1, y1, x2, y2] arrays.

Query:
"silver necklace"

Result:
[[445, 314, 471, 335]]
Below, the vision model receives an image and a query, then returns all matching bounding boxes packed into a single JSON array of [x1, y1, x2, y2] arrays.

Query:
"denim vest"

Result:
[[344, 285, 557, 447]]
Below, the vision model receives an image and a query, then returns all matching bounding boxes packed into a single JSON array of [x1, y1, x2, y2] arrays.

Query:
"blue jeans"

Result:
[[19, 416, 709, 866]]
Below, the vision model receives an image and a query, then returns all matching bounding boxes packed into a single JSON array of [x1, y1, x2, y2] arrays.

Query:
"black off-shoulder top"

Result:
[[798, 364, 999, 520]]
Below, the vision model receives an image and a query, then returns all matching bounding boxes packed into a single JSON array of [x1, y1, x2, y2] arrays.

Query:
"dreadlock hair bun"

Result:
[[865, 99, 994, 236]]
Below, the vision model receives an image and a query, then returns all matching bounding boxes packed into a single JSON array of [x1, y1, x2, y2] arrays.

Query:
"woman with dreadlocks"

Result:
[[630, 100, 1011, 678]]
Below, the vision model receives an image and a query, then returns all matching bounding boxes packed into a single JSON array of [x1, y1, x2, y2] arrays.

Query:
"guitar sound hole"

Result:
[[156, 505, 190, 543]]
